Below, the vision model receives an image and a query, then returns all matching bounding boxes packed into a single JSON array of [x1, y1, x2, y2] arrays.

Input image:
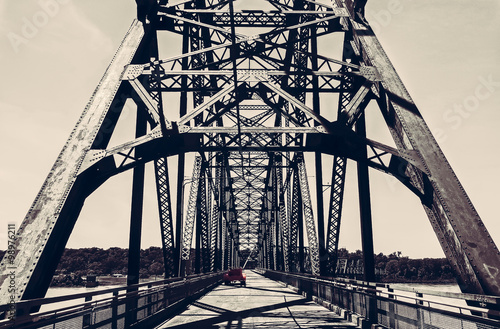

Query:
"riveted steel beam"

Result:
[[0, 20, 149, 303], [181, 156, 202, 262], [2, 0, 497, 311], [345, 0, 500, 296]]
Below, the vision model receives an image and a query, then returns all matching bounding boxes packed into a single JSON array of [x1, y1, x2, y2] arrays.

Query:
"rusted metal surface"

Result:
[[0, 20, 146, 303]]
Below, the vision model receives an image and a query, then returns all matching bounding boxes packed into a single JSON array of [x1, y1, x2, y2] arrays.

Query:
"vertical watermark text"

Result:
[[6, 223, 17, 320]]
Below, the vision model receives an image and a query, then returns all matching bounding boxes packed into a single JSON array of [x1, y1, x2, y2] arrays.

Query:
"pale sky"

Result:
[[0, 0, 499, 259]]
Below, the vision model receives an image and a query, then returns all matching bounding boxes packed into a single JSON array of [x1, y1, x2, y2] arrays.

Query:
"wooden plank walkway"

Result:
[[156, 271, 358, 329]]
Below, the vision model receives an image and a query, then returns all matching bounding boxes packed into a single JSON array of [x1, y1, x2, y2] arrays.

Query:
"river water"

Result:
[[41, 285, 119, 313], [383, 282, 469, 312]]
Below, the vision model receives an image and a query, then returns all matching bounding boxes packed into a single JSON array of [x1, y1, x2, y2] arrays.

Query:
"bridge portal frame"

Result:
[[0, 0, 499, 311]]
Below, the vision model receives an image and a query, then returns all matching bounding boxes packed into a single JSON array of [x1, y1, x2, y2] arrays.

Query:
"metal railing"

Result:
[[0, 272, 223, 329], [260, 269, 500, 329]]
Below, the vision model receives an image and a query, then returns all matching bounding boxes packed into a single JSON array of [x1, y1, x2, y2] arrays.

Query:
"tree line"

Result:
[[0, 247, 456, 285], [337, 248, 456, 283], [54, 247, 165, 278]]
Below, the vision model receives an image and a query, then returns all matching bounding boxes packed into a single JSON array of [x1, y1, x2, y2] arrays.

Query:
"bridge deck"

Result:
[[156, 271, 357, 329]]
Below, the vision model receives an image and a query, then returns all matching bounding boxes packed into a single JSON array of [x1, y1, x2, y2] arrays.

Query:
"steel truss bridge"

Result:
[[1, 0, 500, 324]]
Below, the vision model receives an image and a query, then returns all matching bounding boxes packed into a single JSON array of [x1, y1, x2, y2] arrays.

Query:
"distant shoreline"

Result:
[[1, 247, 458, 288], [49, 273, 457, 288]]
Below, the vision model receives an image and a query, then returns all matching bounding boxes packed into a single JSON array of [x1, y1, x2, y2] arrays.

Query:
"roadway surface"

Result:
[[156, 270, 358, 328]]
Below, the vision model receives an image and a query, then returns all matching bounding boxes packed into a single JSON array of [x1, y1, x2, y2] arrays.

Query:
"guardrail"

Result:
[[259, 269, 500, 329], [0, 272, 223, 329]]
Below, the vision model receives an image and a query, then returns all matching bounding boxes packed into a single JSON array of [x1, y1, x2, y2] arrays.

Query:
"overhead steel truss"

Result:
[[1, 0, 500, 310]]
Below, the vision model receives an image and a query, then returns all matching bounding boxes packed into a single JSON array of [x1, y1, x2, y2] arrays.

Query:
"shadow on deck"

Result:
[[156, 271, 358, 329]]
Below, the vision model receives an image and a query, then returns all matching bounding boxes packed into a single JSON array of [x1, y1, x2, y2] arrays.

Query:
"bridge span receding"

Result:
[[1, 0, 500, 326], [1, 270, 500, 328], [156, 271, 357, 328]]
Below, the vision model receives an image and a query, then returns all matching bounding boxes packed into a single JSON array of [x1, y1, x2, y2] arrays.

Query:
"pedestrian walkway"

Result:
[[156, 270, 358, 328]]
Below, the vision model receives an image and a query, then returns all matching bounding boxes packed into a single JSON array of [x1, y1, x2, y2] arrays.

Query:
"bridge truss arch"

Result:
[[1, 0, 499, 306]]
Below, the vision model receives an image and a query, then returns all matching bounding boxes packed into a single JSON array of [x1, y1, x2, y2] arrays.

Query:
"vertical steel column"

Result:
[[188, 8, 205, 111], [264, 219, 269, 270], [150, 44, 176, 278], [258, 206, 264, 269], [262, 194, 269, 270], [125, 105, 147, 328], [290, 166, 302, 272], [285, 115, 292, 273], [220, 160, 227, 270], [127, 108, 147, 286], [217, 168, 224, 272], [194, 170, 204, 274], [230, 237, 235, 268], [175, 5, 190, 277], [326, 155, 347, 274], [154, 158, 175, 278], [224, 222, 230, 270], [190, 7, 205, 269], [231, 203, 238, 268], [268, 182, 275, 270], [197, 164, 210, 273], [181, 156, 202, 275], [277, 155, 289, 272], [272, 164, 281, 271], [326, 33, 354, 276], [310, 4, 327, 275], [210, 158, 221, 271], [226, 204, 233, 270], [356, 113, 376, 282], [175, 162, 185, 277], [147, 24, 177, 280], [297, 175, 305, 273], [224, 187, 231, 270], [228, 237, 233, 269], [296, 154, 321, 276]]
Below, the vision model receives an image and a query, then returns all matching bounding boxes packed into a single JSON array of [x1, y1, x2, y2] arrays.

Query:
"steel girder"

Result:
[[344, 0, 500, 295], [296, 154, 321, 276], [325, 35, 355, 276], [154, 157, 176, 278], [272, 163, 281, 271], [127, 105, 148, 289], [2, 0, 500, 306], [181, 156, 202, 263], [196, 161, 210, 273], [0, 20, 149, 303], [289, 164, 301, 272], [309, 0, 327, 276], [277, 157, 290, 272], [220, 162, 228, 270], [163, 0, 500, 294], [149, 32, 177, 278], [209, 158, 221, 271]]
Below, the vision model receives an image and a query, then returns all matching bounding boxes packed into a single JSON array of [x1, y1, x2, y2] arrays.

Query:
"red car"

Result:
[[223, 268, 246, 286]]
